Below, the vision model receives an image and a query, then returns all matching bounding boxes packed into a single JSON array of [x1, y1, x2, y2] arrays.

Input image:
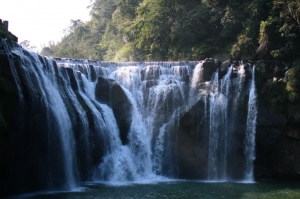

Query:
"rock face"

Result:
[[255, 100, 300, 180], [255, 109, 300, 179], [95, 76, 133, 145], [254, 60, 300, 180], [171, 99, 209, 179], [202, 58, 220, 81], [164, 96, 249, 179], [164, 59, 300, 180], [163, 99, 208, 179]]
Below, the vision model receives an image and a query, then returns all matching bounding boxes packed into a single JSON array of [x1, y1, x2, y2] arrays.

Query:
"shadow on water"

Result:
[[9, 180, 300, 199]]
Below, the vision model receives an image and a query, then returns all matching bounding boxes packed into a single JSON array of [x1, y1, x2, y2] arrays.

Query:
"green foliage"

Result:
[[273, 0, 300, 35], [260, 59, 300, 115], [39, 0, 300, 62], [0, 29, 15, 42], [0, 21, 18, 42], [286, 60, 300, 102], [255, 62, 267, 89], [256, 20, 270, 56], [264, 81, 289, 114], [231, 34, 255, 59], [113, 43, 136, 61]]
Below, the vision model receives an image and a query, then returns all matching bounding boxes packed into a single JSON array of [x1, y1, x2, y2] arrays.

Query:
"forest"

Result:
[[40, 0, 300, 62]]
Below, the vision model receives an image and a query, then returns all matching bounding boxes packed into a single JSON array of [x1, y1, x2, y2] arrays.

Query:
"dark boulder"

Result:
[[65, 67, 82, 91], [219, 59, 231, 78], [95, 76, 132, 145], [88, 65, 97, 82], [254, 101, 300, 179], [202, 58, 219, 81], [163, 97, 209, 179], [256, 104, 287, 127]]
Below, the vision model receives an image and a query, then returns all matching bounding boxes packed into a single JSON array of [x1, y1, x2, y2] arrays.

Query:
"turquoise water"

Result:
[[14, 180, 300, 199]]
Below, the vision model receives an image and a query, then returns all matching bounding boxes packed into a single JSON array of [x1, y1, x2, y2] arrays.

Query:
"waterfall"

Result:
[[244, 66, 257, 181], [108, 63, 191, 179], [190, 62, 203, 102], [207, 66, 232, 180], [0, 39, 259, 196], [205, 63, 258, 181], [94, 103, 136, 182], [7, 42, 77, 189], [153, 123, 167, 174]]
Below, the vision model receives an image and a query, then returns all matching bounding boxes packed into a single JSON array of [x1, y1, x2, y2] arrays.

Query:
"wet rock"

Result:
[[95, 76, 132, 145], [220, 59, 231, 75], [254, 100, 300, 180], [65, 67, 82, 91], [202, 58, 219, 81], [285, 125, 300, 140], [268, 136, 300, 179], [144, 80, 158, 89], [291, 111, 300, 123], [256, 127, 281, 147], [257, 104, 287, 127], [273, 63, 285, 81], [89, 65, 97, 82], [163, 98, 209, 179], [180, 112, 195, 126]]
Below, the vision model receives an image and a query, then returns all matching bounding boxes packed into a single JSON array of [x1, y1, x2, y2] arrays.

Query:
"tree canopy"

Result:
[[40, 0, 300, 62]]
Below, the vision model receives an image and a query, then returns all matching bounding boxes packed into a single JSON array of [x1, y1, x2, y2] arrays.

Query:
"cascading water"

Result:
[[5, 41, 78, 190], [204, 63, 257, 181], [190, 62, 203, 102], [153, 123, 167, 174], [244, 65, 257, 181], [207, 66, 232, 181], [108, 63, 192, 178], [0, 39, 258, 196]]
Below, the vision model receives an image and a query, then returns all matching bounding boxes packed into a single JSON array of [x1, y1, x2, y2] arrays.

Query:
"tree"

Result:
[[20, 40, 37, 51], [40, 0, 300, 62]]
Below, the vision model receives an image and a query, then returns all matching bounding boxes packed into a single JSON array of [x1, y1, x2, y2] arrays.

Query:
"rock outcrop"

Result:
[[168, 98, 209, 179], [254, 60, 300, 179], [201, 58, 220, 81], [95, 76, 133, 145]]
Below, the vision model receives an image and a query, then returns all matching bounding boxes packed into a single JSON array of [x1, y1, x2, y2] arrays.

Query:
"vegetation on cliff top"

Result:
[[40, 0, 300, 62], [0, 20, 18, 42], [255, 58, 300, 115]]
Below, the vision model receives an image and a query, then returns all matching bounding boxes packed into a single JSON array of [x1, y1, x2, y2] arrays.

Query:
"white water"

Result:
[[123, 87, 153, 179], [153, 123, 167, 174], [59, 61, 258, 183], [236, 62, 246, 99], [206, 64, 258, 181], [15, 48, 77, 189], [5, 42, 259, 193], [190, 62, 203, 102], [191, 63, 203, 89], [208, 67, 232, 180], [98, 63, 193, 182], [244, 66, 258, 181]]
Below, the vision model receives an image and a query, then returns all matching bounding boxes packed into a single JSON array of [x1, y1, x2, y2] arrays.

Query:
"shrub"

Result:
[[286, 59, 300, 102]]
